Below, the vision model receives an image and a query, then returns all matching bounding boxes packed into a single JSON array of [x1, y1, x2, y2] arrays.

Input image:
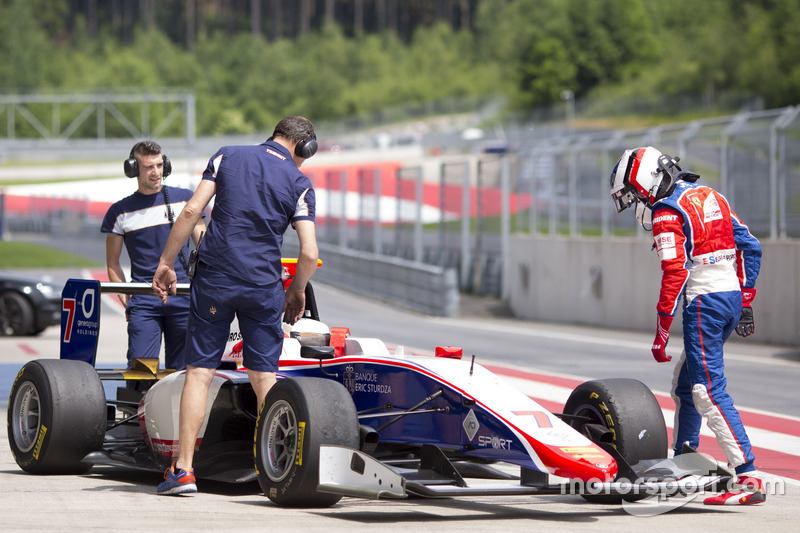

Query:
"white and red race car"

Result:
[[8, 259, 732, 508]]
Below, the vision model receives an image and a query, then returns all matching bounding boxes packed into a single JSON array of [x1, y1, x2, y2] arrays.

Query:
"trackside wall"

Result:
[[507, 236, 800, 346], [283, 241, 460, 318]]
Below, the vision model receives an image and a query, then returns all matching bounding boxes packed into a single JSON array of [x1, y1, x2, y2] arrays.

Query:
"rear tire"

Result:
[[564, 378, 667, 503], [8, 359, 107, 474], [254, 377, 359, 508]]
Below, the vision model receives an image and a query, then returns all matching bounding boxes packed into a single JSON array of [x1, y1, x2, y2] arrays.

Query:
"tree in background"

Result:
[[1, 0, 797, 136]]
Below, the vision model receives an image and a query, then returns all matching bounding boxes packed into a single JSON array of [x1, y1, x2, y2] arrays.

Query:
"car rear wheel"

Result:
[[254, 377, 359, 507], [564, 378, 668, 504], [8, 359, 107, 474], [0, 291, 34, 336]]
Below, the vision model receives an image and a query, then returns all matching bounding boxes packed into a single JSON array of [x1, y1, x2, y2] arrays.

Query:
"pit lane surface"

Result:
[[1, 274, 798, 531]]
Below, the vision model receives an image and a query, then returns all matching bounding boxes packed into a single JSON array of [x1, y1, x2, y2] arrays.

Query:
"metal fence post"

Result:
[[339, 169, 347, 248], [373, 168, 382, 255], [501, 155, 511, 300], [415, 166, 423, 263], [461, 161, 471, 288]]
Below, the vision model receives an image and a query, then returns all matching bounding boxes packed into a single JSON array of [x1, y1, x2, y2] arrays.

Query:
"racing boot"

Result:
[[704, 473, 766, 505]]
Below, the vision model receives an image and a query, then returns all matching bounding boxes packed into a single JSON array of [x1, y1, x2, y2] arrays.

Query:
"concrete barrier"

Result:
[[283, 241, 460, 317], [507, 235, 800, 346]]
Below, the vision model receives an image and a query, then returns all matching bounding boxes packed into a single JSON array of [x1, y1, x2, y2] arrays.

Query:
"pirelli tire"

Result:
[[254, 377, 359, 508], [564, 378, 668, 504], [8, 359, 107, 474]]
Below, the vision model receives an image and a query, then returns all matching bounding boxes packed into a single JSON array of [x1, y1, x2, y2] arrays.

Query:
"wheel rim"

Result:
[[263, 400, 298, 482], [11, 382, 42, 452]]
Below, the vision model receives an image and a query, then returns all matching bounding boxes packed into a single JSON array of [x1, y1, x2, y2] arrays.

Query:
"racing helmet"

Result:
[[289, 318, 331, 347], [609, 146, 684, 212]]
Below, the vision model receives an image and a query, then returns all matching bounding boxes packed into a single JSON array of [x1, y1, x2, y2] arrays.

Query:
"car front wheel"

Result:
[[564, 378, 668, 503], [254, 377, 359, 508]]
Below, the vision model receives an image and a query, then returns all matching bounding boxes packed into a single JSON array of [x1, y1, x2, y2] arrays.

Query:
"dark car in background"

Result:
[[0, 272, 63, 336]]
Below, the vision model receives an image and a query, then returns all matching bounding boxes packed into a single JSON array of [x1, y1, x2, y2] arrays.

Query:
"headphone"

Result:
[[294, 133, 318, 159], [124, 142, 172, 178]]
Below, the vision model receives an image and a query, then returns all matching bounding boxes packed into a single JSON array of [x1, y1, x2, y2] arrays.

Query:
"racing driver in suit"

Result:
[[610, 146, 765, 505]]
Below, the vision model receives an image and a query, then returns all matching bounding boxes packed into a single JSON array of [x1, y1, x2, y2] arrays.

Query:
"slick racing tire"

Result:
[[255, 377, 359, 508], [564, 378, 668, 504], [8, 359, 107, 474]]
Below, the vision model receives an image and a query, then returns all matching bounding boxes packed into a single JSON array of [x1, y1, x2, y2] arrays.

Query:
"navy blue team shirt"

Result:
[[199, 140, 315, 285], [101, 185, 196, 283]]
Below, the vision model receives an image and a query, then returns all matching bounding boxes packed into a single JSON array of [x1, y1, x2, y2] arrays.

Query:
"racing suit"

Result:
[[651, 180, 762, 474]]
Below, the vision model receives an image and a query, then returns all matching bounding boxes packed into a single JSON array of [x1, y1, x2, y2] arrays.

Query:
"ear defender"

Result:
[[162, 154, 172, 178], [123, 143, 140, 178], [123, 142, 171, 178], [294, 133, 318, 159]]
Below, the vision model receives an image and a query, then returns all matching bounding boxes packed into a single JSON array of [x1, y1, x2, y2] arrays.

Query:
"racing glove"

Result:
[[736, 288, 757, 337], [652, 313, 673, 363]]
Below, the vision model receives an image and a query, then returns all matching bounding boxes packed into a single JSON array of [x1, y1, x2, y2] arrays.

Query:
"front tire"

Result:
[[254, 377, 359, 508], [564, 378, 668, 503], [8, 359, 107, 474]]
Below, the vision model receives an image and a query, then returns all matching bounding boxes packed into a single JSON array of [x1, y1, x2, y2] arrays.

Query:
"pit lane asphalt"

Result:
[[1, 276, 798, 531]]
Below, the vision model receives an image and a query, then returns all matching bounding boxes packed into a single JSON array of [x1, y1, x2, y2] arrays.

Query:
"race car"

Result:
[[7, 259, 734, 508]]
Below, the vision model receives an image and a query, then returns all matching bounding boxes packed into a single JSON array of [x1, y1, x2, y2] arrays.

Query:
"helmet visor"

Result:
[[611, 187, 637, 213]]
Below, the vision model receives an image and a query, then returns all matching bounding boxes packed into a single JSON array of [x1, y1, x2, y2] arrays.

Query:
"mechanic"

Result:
[[152, 116, 320, 496], [102, 140, 205, 371], [610, 146, 765, 505]]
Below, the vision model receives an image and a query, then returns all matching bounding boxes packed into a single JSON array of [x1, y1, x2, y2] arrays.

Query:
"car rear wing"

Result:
[[60, 258, 323, 367], [59, 279, 191, 366]]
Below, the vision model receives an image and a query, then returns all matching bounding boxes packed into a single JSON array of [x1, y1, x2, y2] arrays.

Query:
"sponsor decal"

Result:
[[295, 421, 305, 466], [589, 393, 617, 443], [559, 446, 607, 460], [703, 194, 723, 222], [266, 148, 286, 160], [652, 214, 679, 224], [477, 435, 513, 450], [512, 410, 553, 428], [341, 366, 392, 394], [462, 409, 479, 441], [32, 425, 48, 460], [700, 252, 736, 265], [654, 231, 677, 260]]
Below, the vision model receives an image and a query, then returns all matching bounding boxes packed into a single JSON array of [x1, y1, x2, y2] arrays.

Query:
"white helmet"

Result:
[[609, 146, 685, 212], [289, 318, 331, 346]]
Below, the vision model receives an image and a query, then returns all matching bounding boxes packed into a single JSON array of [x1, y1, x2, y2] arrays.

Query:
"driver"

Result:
[[610, 146, 765, 505]]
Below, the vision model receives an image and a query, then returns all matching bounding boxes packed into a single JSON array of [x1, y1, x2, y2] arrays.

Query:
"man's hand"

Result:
[[736, 306, 755, 337], [152, 262, 177, 304], [283, 285, 306, 326], [652, 314, 674, 363]]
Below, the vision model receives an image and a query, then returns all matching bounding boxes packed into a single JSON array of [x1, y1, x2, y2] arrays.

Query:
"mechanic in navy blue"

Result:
[[152, 116, 320, 493], [102, 140, 205, 370]]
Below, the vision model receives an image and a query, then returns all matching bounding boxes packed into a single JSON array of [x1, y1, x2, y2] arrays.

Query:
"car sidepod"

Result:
[[278, 354, 617, 484]]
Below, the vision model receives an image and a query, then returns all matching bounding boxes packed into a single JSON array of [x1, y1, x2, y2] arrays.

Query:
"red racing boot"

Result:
[[704, 474, 766, 505]]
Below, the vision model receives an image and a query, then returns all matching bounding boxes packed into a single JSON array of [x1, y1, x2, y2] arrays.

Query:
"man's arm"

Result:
[[153, 179, 216, 302], [283, 220, 319, 325], [105, 233, 129, 307]]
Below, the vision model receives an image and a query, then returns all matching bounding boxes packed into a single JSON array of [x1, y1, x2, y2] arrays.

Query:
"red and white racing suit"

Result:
[[651, 180, 762, 474]]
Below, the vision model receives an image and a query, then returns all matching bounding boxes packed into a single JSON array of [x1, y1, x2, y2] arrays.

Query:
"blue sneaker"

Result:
[[157, 465, 197, 496]]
